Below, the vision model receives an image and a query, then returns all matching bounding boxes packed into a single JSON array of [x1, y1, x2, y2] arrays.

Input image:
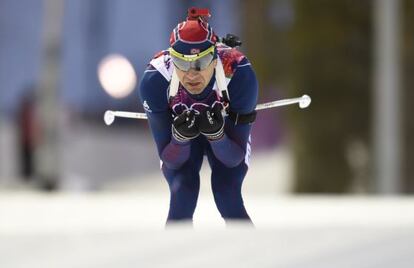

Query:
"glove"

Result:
[[199, 103, 225, 140], [172, 110, 200, 142]]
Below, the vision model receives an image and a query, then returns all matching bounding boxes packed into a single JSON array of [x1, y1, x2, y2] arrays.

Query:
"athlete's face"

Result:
[[175, 59, 217, 94]]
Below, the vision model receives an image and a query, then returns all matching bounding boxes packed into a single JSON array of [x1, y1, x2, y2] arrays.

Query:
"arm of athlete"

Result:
[[138, 67, 191, 170], [203, 58, 258, 168]]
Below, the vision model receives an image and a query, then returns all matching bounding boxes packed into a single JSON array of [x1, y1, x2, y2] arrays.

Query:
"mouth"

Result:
[[187, 82, 201, 87]]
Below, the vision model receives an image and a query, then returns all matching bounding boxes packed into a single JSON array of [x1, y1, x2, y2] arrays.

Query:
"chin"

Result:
[[185, 84, 205, 94]]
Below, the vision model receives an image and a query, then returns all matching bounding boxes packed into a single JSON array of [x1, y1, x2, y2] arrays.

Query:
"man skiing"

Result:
[[139, 7, 258, 224]]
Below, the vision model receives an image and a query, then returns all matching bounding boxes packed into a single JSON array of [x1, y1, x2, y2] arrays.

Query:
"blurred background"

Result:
[[1, 0, 414, 267]]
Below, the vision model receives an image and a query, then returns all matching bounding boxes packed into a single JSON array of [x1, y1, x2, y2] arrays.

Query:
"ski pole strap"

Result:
[[227, 110, 257, 125]]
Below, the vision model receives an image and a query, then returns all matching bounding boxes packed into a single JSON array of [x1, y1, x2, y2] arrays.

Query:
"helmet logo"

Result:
[[190, 48, 200, 55]]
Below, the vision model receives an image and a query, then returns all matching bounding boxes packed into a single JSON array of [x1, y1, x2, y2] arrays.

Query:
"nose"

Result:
[[185, 69, 199, 80]]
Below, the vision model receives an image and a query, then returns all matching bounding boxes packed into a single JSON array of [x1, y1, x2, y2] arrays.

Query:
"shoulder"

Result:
[[148, 49, 174, 81], [217, 44, 250, 78], [138, 63, 170, 113], [218, 46, 257, 114]]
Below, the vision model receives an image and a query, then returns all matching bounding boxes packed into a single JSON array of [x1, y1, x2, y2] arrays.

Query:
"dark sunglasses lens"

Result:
[[194, 53, 213, 70], [171, 57, 190, 71], [171, 53, 214, 71]]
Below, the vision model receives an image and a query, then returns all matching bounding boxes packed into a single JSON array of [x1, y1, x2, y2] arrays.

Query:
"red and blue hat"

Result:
[[169, 7, 218, 56]]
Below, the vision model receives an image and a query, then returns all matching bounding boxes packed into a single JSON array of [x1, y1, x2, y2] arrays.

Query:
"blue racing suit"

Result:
[[139, 45, 258, 223]]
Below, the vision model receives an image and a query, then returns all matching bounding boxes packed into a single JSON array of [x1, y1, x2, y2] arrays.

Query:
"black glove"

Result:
[[172, 110, 200, 142], [199, 103, 225, 140]]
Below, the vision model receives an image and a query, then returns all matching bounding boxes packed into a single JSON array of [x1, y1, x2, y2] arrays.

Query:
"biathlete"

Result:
[[139, 7, 258, 224]]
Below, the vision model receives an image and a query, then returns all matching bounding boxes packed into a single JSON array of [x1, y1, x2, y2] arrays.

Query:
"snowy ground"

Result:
[[1, 148, 414, 268], [1, 191, 414, 268]]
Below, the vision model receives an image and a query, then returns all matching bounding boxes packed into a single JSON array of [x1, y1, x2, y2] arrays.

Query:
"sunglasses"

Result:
[[169, 46, 215, 71]]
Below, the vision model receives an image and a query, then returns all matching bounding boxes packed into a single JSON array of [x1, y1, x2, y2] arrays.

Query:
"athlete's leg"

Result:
[[206, 144, 252, 222], [162, 138, 204, 222]]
